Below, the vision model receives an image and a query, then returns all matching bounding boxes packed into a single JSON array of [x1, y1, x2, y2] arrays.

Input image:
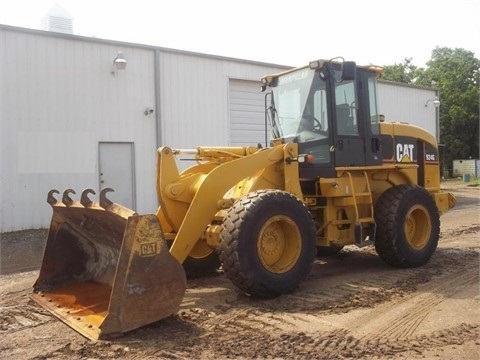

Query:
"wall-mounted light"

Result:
[[425, 97, 440, 107], [111, 51, 127, 76]]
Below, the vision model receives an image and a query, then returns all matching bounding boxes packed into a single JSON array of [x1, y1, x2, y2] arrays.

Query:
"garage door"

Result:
[[229, 79, 271, 147]]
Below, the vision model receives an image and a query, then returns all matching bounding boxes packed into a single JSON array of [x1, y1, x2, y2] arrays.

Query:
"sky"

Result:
[[0, 0, 479, 68]]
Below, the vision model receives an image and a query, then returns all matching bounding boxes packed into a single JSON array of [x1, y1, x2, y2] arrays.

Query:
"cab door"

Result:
[[359, 71, 382, 166], [331, 71, 382, 167], [332, 79, 365, 167]]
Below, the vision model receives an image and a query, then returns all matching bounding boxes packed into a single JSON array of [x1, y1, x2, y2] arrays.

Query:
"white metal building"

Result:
[[377, 80, 440, 141], [0, 25, 440, 232]]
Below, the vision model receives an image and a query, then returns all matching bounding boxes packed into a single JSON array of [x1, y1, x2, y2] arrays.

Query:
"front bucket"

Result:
[[31, 188, 187, 340]]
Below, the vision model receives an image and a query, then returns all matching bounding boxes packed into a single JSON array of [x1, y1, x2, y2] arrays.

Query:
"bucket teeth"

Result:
[[62, 189, 76, 207], [47, 189, 60, 206], [100, 188, 114, 209], [46, 188, 132, 215], [80, 188, 96, 208]]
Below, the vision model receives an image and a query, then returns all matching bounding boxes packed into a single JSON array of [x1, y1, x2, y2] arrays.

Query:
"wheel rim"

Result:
[[404, 204, 432, 250], [257, 215, 302, 274]]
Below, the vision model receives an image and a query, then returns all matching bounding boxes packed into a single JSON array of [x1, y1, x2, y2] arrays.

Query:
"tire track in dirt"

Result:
[[170, 233, 479, 359], [178, 241, 478, 337], [0, 277, 56, 335], [442, 224, 480, 238], [0, 302, 55, 334], [348, 256, 479, 342]]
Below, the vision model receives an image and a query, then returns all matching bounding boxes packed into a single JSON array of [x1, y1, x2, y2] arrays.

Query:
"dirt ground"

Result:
[[1, 181, 479, 359]]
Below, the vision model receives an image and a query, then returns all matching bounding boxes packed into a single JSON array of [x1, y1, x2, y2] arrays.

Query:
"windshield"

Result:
[[270, 68, 329, 143]]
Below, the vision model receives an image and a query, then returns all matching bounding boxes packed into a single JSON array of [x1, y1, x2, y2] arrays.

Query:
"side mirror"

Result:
[[342, 61, 356, 81]]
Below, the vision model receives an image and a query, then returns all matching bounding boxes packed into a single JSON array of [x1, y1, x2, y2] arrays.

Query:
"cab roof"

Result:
[[261, 58, 383, 86]]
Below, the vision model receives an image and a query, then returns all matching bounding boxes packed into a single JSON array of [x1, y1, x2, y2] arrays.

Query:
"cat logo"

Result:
[[396, 143, 415, 163]]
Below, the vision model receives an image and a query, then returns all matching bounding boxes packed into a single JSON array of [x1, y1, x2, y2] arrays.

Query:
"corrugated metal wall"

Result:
[[1, 27, 158, 231], [378, 81, 439, 140], [0, 26, 287, 232], [156, 52, 283, 149]]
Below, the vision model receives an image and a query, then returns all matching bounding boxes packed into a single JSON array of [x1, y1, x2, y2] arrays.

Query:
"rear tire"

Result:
[[218, 190, 316, 298], [374, 185, 440, 267]]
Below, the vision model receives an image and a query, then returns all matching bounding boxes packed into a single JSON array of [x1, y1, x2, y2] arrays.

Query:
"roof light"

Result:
[[309, 60, 321, 69]]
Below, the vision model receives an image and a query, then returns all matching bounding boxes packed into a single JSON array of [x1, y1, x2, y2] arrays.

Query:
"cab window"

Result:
[[335, 81, 358, 136]]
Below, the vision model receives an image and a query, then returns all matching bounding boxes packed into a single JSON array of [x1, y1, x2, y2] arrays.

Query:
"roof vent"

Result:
[[41, 3, 73, 34]]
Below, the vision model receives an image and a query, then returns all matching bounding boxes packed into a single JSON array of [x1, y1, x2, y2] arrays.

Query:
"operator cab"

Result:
[[262, 58, 382, 179]]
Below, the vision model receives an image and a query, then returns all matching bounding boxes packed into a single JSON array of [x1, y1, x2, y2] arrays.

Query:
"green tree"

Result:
[[380, 57, 420, 84], [382, 47, 480, 176], [416, 47, 479, 175]]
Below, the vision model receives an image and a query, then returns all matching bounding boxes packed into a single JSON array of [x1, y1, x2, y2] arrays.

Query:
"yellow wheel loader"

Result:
[[32, 58, 456, 340]]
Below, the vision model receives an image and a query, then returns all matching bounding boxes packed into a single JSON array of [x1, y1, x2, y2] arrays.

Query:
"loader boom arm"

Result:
[[155, 144, 303, 264]]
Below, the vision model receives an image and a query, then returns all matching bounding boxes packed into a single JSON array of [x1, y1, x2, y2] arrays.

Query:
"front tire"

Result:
[[374, 185, 440, 267], [219, 190, 316, 298]]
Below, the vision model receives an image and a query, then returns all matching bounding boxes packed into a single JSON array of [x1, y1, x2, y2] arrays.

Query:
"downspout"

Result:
[[154, 49, 162, 148], [435, 89, 440, 143]]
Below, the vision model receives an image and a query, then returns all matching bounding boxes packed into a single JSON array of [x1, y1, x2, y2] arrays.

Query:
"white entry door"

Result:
[[98, 142, 136, 210]]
